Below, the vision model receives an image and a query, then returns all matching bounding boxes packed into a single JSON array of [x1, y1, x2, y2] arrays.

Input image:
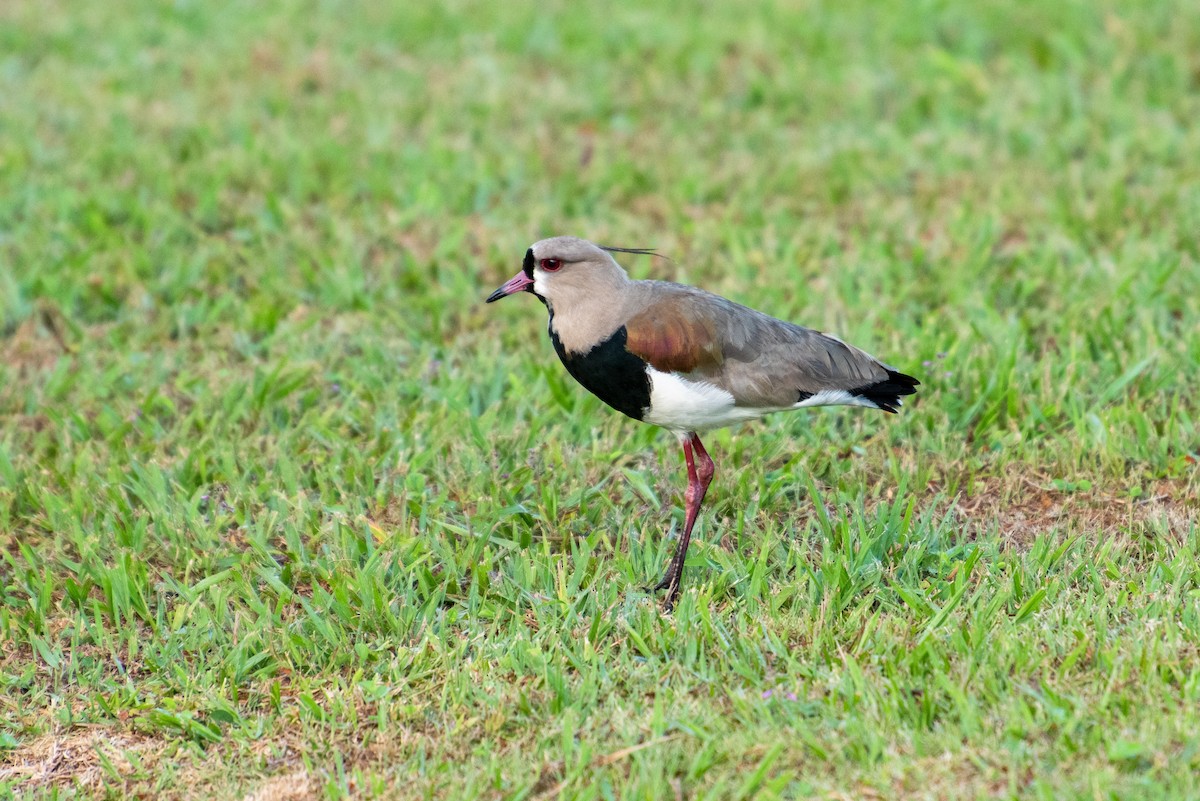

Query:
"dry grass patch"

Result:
[[240, 769, 316, 801], [0, 730, 166, 795]]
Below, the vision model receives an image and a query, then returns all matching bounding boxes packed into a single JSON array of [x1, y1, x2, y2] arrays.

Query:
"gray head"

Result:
[[485, 236, 656, 309]]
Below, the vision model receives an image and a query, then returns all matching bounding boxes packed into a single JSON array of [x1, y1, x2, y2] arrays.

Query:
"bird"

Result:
[[486, 236, 919, 611]]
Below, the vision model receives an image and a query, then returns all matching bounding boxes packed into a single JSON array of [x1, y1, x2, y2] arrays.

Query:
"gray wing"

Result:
[[624, 283, 911, 410]]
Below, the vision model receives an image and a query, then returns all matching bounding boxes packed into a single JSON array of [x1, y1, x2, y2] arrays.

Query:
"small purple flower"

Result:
[[785, 692, 798, 702], [922, 360, 933, 367], [761, 689, 774, 699]]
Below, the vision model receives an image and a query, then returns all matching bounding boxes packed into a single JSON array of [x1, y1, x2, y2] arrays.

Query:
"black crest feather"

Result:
[[598, 244, 672, 262]]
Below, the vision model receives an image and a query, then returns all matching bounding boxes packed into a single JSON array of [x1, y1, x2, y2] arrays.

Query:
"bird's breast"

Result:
[[549, 323, 652, 422]]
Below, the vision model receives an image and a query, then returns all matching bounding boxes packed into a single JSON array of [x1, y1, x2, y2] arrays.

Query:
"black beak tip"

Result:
[[485, 289, 506, 304]]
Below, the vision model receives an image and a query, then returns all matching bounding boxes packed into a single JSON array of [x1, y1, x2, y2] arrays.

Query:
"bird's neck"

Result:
[[547, 279, 640, 356]]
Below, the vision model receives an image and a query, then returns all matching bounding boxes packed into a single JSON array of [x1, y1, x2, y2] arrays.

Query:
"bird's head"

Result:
[[486, 236, 654, 309]]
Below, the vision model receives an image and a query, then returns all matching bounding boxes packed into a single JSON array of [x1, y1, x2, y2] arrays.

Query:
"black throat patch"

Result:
[[548, 322, 651, 422], [524, 248, 547, 306]]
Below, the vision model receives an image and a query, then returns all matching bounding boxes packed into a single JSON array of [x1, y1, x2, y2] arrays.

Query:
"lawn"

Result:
[[2, 0, 1199, 798]]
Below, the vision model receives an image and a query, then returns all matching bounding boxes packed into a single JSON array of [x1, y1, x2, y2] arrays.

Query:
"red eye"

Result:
[[540, 258, 562, 272]]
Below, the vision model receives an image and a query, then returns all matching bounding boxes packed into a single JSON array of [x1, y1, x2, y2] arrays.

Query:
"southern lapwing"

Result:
[[487, 236, 919, 611]]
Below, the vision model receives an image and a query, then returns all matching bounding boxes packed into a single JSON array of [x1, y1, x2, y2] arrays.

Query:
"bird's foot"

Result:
[[646, 564, 678, 594], [646, 564, 682, 612], [661, 586, 681, 614]]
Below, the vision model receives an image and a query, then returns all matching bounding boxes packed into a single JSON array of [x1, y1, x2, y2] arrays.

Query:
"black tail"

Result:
[[851, 369, 920, 414]]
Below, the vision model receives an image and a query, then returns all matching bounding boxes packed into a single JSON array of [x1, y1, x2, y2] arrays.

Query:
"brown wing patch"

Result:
[[625, 304, 724, 374]]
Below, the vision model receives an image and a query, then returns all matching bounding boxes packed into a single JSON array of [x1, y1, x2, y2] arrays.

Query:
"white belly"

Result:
[[641, 369, 772, 433]]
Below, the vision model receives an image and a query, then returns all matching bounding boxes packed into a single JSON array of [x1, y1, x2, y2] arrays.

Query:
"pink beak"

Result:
[[486, 270, 534, 303]]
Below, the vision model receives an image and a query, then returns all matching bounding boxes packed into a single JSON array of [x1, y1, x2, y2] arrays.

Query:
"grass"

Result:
[[1, 0, 1199, 797]]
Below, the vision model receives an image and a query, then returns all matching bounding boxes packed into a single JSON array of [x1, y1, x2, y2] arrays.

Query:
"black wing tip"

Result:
[[852, 368, 920, 413], [889, 368, 921, 390]]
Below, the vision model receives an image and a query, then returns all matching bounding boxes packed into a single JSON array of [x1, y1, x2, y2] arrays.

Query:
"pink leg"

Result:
[[653, 432, 716, 611]]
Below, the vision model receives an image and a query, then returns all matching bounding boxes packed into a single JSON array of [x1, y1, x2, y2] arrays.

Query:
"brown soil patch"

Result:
[[0, 315, 65, 374], [944, 476, 1195, 547]]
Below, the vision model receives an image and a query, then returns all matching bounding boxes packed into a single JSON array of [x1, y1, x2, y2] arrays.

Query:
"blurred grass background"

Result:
[[2, 0, 1199, 798]]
